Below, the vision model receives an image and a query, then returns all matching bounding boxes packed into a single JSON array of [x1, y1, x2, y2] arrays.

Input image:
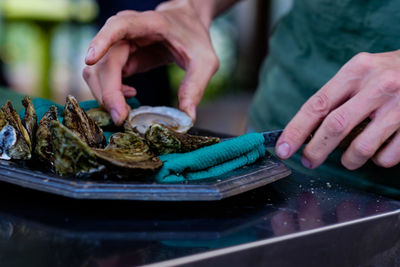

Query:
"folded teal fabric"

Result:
[[156, 133, 266, 183]]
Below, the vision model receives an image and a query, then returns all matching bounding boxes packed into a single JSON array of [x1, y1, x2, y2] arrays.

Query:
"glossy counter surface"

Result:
[[0, 171, 399, 267]]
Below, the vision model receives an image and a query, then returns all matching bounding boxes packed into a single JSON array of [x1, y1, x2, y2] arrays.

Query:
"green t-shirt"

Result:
[[249, 0, 400, 198]]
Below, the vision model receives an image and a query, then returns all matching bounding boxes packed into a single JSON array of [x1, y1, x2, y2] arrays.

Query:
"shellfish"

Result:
[[63, 95, 106, 148], [126, 106, 193, 135]]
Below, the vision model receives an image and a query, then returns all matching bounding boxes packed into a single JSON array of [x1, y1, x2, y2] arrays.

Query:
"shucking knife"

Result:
[[261, 129, 284, 147]]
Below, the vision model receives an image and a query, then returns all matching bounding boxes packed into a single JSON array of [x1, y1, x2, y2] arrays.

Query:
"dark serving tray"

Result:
[[0, 128, 291, 201], [0, 154, 290, 201]]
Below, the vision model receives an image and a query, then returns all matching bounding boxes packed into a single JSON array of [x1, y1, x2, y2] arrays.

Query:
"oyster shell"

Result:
[[22, 96, 37, 144], [92, 132, 162, 170], [86, 107, 113, 128], [126, 106, 193, 135], [50, 120, 105, 176], [145, 123, 220, 155], [0, 101, 31, 160], [34, 105, 58, 163], [63, 95, 106, 148]]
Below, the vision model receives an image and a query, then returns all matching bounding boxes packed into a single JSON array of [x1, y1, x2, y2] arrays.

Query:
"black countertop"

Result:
[[0, 169, 399, 267]]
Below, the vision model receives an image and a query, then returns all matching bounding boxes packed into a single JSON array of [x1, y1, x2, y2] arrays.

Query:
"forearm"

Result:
[[157, 0, 240, 28], [191, 0, 241, 27]]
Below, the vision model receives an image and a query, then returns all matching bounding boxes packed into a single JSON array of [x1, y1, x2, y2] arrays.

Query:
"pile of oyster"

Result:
[[0, 95, 220, 177]]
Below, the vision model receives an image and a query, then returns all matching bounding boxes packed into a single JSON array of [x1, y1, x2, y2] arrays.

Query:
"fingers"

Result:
[[178, 55, 219, 120], [83, 41, 132, 125], [300, 85, 386, 169], [85, 11, 166, 65], [341, 101, 400, 170], [275, 67, 358, 159]]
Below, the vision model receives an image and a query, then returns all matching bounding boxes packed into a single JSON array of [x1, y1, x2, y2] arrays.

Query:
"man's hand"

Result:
[[83, 0, 221, 125], [276, 51, 400, 170]]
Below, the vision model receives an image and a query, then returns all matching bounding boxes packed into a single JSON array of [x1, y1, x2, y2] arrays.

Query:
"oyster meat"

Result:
[[63, 95, 106, 148], [22, 96, 37, 145], [87, 107, 113, 128], [92, 132, 162, 170], [145, 123, 220, 155], [50, 120, 105, 176], [0, 101, 31, 160], [126, 106, 193, 135], [34, 105, 58, 163]]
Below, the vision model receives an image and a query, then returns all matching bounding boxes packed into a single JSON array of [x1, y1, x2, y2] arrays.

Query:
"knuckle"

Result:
[[324, 112, 348, 136], [145, 11, 169, 29], [209, 53, 220, 74], [377, 70, 400, 95], [304, 93, 330, 118], [351, 52, 374, 70], [352, 139, 376, 158], [82, 66, 94, 81]]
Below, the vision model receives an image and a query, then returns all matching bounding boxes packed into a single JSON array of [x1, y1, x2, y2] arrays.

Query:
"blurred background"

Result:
[[0, 0, 293, 135]]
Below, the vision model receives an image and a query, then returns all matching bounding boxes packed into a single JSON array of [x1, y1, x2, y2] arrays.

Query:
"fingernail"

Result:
[[301, 156, 312, 169], [110, 108, 120, 124], [276, 142, 290, 158], [85, 47, 95, 62]]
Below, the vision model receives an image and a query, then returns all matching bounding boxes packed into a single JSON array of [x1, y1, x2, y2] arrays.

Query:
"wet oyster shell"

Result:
[[0, 110, 6, 130], [50, 120, 105, 176], [34, 106, 58, 163], [86, 107, 113, 128], [63, 95, 106, 148], [145, 124, 220, 155], [92, 132, 162, 170], [0, 124, 18, 160], [0, 101, 31, 160], [126, 106, 193, 135], [22, 96, 37, 145]]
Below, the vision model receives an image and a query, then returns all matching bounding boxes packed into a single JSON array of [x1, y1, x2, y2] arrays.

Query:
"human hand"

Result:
[[275, 51, 400, 170], [83, 0, 219, 125]]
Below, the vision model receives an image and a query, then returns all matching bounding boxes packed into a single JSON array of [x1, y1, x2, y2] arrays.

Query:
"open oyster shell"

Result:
[[145, 123, 220, 155], [0, 101, 31, 160], [126, 106, 193, 135], [92, 132, 162, 170], [63, 95, 106, 148], [50, 120, 105, 176], [34, 105, 58, 163], [22, 96, 37, 145], [86, 107, 113, 128]]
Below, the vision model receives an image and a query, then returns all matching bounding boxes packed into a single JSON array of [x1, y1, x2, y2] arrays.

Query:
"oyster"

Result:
[[92, 132, 162, 170], [50, 120, 104, 176], [34, 106, 58, 163], [22, 96, 37, 144], [0, 101, 31, 160], [145, 123, 220, 155], [87, 107, 113, 128], [126, 106, 193, 135], [63, 95, 106, 148]]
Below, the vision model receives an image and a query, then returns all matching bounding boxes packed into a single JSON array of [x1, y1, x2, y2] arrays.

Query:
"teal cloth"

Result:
[[156, 133, 266, 183], [249, 0, 400, 198], [16, 96, 266, 183]]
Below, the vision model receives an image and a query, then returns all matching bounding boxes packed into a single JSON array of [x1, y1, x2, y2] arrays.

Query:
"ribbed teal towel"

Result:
[[156, 133, 266, 183]]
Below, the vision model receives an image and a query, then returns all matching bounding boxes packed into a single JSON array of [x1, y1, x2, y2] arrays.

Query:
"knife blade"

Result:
[[262, 130, 283, 147]]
